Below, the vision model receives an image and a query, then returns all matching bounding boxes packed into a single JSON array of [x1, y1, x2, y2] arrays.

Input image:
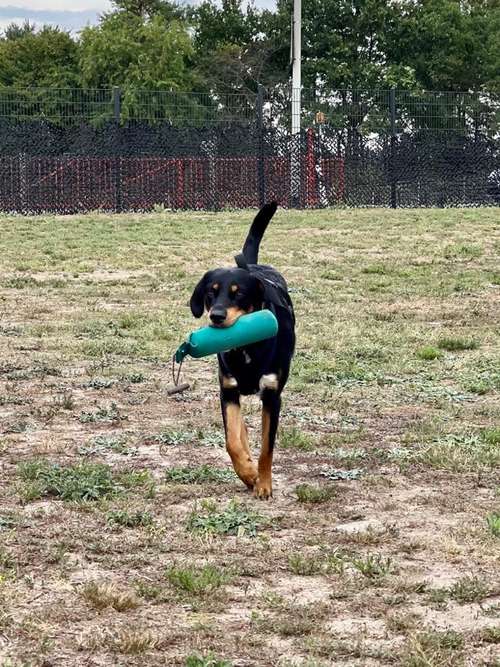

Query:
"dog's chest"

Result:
[[219, 347, 262, 394]]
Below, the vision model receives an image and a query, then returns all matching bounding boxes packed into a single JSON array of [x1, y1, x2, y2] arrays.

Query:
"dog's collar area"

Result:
[[261, 276, 281, 290], [234, 253, 249, 271], [233, 255, 291, 311]]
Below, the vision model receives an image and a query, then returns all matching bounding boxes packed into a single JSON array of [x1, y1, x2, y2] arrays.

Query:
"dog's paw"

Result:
[[239, 465, 258, 490], [254, 478, 272, 500]]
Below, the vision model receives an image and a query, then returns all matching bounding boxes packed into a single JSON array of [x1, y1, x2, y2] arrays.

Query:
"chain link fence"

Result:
[[0, 86, 498, 213]]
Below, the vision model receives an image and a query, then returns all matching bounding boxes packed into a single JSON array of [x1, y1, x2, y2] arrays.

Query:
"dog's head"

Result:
[[190, 268, 264, 327]]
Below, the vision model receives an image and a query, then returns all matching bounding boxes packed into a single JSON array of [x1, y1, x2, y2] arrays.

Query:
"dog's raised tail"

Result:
[[242, 201, 278, 264]]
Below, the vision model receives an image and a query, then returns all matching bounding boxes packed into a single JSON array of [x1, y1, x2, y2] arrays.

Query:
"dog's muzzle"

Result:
[[210, 307, 227, 326]]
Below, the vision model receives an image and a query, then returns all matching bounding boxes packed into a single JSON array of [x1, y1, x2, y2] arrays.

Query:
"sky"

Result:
[[0, 0, 111, 32], [0, 0, 275, 33]]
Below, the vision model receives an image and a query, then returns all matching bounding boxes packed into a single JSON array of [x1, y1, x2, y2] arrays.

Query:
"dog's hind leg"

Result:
[[220, 387, 258, 490], [255, 388, 281, 499]]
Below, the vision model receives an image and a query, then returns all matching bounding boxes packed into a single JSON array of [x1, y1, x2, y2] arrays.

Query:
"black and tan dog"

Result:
[[190, 202, 295, 499]]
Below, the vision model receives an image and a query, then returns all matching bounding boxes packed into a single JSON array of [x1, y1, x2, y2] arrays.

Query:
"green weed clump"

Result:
[[166, 564, 230, 596], [18, 460, 120, 501], [165, 465, 235, 484], [187, 500, 267, 537]]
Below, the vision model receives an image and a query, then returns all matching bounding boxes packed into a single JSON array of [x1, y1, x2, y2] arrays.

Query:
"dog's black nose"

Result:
[[210, 308, 226, 325]]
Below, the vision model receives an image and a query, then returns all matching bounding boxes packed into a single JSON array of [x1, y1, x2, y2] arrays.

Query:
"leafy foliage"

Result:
[[165, 465, 235, 484], [0, 25, 79, 88], [18, 460, 121, 501], [1, 0, 498, 101], [166, 563, 230, 595], [79, 11, 195, 115], [187, 500, 267, 537], [17, 460, 150, 502]]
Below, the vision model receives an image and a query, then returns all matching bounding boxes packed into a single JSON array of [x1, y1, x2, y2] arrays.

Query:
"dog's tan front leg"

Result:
[[254, 406, 273, 499], [224, 403, 258, 489], [255, 386, 281, 500]]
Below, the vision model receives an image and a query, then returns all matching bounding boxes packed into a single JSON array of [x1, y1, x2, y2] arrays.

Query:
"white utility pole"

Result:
[[290, 0, 301, 205], [291, 0, 301, 135]]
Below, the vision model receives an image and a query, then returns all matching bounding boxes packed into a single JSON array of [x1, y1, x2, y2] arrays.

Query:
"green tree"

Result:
[[194, 0, 261, 56], [0, 24, 79, 88], [190, 0, 283, 121], [110, 0, 187, 21], [388, 0, 500, 92], [263, 0, 407, 94], [483, 0, 500, 89], [79, 10, 196, 119], [2, 20, 36, 41], [192, 0, 279, 96], [80, 11, 193, 90]]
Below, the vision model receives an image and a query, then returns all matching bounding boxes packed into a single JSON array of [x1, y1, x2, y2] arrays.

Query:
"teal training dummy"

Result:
[[175, 309, 278, 363]]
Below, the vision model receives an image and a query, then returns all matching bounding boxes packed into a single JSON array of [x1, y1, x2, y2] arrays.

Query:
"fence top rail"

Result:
[[0, 85, 498, 94], [0, 85, 498, 101], [296, 87, 500, 95]]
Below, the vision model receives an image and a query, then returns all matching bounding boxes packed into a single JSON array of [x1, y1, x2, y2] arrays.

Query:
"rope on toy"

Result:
[[167, 353, 190, 396]]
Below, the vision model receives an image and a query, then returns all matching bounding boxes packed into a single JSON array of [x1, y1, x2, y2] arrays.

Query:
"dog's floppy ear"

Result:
[[190, 271, 213, 318]]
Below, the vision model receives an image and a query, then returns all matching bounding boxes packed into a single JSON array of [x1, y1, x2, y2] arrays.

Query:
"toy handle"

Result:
[[175, 341, 191, 364]]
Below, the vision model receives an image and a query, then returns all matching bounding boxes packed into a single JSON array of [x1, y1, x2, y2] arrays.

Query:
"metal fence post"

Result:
[[202, 136, 218, 211], [390, 88, 397, 209], [256, 84, 266, 207], [113, 86, 121, 123], [19, 152, 28, 214], [112, 87, 123, 212]]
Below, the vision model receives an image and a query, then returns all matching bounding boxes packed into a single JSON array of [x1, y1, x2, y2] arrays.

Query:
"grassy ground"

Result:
[[0, 207, 499, 667]]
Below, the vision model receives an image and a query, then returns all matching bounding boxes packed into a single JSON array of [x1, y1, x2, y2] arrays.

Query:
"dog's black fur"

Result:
[[190, 202, 295, 498]]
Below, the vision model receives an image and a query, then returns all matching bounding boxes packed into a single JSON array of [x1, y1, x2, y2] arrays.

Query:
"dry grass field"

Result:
[[0, 207, 499, 666]]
